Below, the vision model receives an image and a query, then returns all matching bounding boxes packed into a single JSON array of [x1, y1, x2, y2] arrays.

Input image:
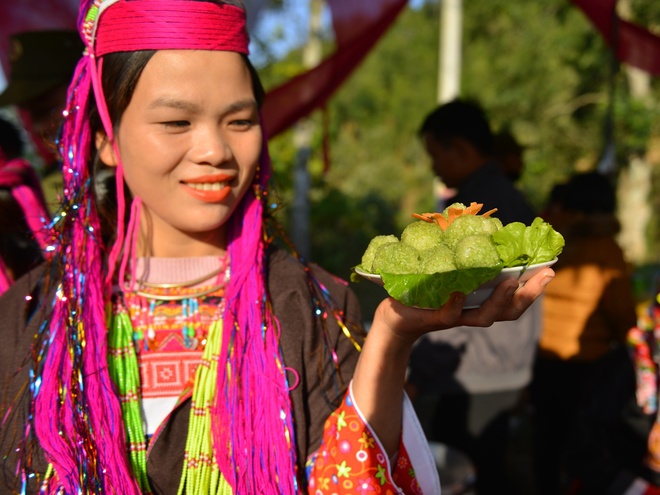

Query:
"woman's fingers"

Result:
[[500, 268, 555, 320], [459, 268, 555, 325], [499, 267, 555, 319]]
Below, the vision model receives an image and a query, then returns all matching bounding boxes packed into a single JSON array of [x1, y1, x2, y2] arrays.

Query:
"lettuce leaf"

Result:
[[492, 217, 564, 267], [380, 264, 502, 308]]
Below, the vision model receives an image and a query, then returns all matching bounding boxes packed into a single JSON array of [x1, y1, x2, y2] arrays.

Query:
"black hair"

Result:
[[561, 171, 616, 215], [418, 98, 494, 155], [0, 116, 25, 160]]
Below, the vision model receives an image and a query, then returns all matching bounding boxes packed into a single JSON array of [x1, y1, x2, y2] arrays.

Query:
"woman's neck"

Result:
[[133, 256, 228, 288], [132, 204, 228, 258], [137, 223, 228, 258]]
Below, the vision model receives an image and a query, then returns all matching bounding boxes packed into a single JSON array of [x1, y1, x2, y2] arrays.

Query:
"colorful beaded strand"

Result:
[[177, 318, 232, 495], [108, 308, 152, 494]]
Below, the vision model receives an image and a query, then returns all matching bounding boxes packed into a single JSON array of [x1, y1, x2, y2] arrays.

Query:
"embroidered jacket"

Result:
[[0, 248, 440, 494]]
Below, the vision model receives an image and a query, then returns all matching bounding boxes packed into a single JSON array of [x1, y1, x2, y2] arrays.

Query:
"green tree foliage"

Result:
[[459, 0, 657, 206], [258, 0, 660, 314]]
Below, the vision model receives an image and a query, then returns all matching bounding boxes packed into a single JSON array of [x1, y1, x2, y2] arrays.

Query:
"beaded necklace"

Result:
[[106, 260, 233, 494]]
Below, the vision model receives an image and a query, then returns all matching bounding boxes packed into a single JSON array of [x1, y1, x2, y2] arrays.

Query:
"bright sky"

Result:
[[250, 0, 320, 67], [250, 0, 428, 67]]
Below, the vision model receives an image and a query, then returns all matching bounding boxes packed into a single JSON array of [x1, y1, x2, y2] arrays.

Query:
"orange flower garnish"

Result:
[[412, 202, 498, 231]]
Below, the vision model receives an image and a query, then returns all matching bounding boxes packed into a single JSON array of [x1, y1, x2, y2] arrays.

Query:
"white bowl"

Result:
[[461, 258, 557, 308], [354, 258, 557, 309]]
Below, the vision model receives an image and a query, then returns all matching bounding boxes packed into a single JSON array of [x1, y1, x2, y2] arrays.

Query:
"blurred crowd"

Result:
[[412, 98, 657, 495], [0, 30, 83, 292]]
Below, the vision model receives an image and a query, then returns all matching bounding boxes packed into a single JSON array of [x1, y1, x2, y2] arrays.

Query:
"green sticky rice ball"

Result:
[[371, 241, 422, 274], [420, 245, 456, 274], [490, 217, 503, 230], [361, 234, 399, 272], [454, 234, 501, 269], [443, 215, 502, 250], [442, 202, 467, 215], [401, 221, 444, 251]]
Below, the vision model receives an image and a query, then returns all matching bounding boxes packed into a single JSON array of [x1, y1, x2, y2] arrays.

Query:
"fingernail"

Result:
[[541, 274, 555, 289], [506, 285, 517, 299]]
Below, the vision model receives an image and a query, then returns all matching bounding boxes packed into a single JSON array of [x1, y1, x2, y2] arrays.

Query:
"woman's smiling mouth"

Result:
[[182, 174, 233, 202], [186, 181, 227, 191]]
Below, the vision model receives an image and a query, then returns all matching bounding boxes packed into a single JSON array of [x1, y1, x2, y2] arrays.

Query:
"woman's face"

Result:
[[98, 50, 262, 256]]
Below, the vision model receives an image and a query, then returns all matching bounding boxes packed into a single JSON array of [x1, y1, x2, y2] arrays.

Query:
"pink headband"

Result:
[[90, 0, 249, 56]]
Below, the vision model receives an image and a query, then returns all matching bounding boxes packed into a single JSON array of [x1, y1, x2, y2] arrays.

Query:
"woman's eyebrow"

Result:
[[223, 99, 258, 114], [147, 96, 202, 112], [146, 97, 257, 115]]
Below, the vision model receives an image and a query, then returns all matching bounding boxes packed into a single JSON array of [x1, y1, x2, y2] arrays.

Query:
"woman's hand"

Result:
[[351, 267, 555, 456]]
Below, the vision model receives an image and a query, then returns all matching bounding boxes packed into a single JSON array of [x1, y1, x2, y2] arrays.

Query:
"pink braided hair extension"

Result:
[[214, 140, 299, 494], [32, 1, 140, 492], [0, 258, 11, 295], [0, 151, 8, 294], [0, 148, 12, 295], [0, 157, 50, 295]]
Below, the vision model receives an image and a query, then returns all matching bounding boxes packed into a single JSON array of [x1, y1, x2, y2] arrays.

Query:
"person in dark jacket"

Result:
[[410, 99, 540, 495]]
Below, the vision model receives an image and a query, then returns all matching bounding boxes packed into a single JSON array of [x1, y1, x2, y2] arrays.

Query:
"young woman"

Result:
[[0, 1, 554, 493]]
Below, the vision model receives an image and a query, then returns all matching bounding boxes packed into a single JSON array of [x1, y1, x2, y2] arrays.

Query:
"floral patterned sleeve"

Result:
[[306, 382, 440, 494]]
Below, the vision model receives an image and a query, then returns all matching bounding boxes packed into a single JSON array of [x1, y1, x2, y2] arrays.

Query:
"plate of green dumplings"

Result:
[[353, 203, 563, 309]]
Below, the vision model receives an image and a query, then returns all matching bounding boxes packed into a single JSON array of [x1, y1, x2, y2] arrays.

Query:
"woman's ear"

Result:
[[95, 131, 118, 167]]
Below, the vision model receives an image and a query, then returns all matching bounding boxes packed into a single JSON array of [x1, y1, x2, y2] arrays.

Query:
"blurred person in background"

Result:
[[564, 326, 660, 495], [0, 115, 49, 294], [418, 98, 536, 226], [532, 171, 638, 495], [0, 29, 84, 211], [406, 98, 541, 495], [493, 128, 526, 183]]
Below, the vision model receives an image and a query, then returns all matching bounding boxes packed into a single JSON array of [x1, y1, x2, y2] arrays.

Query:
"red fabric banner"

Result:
[[328, 2, 405, 47], [571, 0, 660, 76]]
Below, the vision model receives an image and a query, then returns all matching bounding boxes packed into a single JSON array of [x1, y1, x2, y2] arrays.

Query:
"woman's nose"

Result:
[[192, 127, 232, 166]]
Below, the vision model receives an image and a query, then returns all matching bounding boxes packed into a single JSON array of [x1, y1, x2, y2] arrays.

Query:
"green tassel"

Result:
[[177, 319, 231, 495], [108, 310, 152, 494]]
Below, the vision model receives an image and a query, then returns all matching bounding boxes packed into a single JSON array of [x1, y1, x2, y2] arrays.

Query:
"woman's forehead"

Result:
[[140, 50, 250, 88], [129, 50, 255, 109], [145, 49, 246, 73]]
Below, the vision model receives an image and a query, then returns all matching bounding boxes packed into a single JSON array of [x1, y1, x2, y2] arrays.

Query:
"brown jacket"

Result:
[[540, 213, 637, 362], [0, 248, 364, 494]]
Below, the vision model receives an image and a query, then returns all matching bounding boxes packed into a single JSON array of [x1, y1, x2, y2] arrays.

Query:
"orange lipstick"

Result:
[[182, 174, 233, 203]]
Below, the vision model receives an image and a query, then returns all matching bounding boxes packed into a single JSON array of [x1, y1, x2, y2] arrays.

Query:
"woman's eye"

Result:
[[162, 120, 190, 128], [230, 119, 256, 129]]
